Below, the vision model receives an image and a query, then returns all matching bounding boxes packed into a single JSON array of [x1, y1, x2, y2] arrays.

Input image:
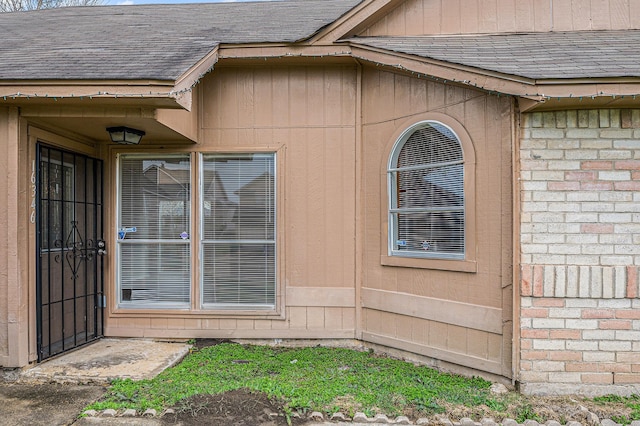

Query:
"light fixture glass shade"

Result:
[[106, 126, 145, 145]]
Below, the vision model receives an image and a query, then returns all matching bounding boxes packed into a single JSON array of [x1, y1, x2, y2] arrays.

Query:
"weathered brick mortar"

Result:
[[520, 109, 640, 395]]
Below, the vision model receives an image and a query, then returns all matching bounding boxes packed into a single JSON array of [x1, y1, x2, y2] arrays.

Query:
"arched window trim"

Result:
[[383, 114, 477, 271]]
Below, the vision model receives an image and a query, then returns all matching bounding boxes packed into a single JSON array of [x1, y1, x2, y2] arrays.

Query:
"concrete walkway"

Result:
[[1, 338, 191, 426], [20, 338, 191, 384]]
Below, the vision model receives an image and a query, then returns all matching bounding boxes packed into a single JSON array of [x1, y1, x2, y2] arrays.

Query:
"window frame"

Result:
[[116, 153, 193, 310], [382, 114, 477, 272], [199, 152, 278, 311]]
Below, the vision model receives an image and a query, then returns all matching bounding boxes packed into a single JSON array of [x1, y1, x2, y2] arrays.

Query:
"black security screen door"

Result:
[[36, 144, 105, 361]]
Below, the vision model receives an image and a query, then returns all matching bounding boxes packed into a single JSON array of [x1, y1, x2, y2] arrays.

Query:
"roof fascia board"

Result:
[[310, 0, 407, 44], [218, 44, 353, 61], [173, 46, 219, 112], [0, 82, 181, 104]]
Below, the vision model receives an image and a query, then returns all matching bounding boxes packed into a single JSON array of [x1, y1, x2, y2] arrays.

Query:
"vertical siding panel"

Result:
[[362, 68, 381, 125], [341, 127, 357, 287], [467, 329, 489, 359], [202, 70, 221, 129], [394, 74, 412, 119], [478, 0, 498, 33], [405, 0, 425, 34], [306, 67, 325, 127], [289, 307, 307, 329], [287, 128, 308, 287], [342, 307, 356, 330], [325, 307, 343, 330], [424, 0, 443, 34], [324, 127, 344, 288], [460, 0, 480, 34], [514, 0, 536, 32], [447, 324, 468, 354], [533, 0, 552, 31], [237, 68, 255, 128], [289, 67, 308, 126], [253, 67, 272, 128], [271, 67, 289, 128], [591, 0, 612, 29], [307, 307, 325, 329], [410, 76, 428, 113], [325, 67, 343, 126], [429, 321, 448, 349], [254, 320, 272, 330], [631, 0, 640, 27], [341, 67, 357, 127], [220, 129, 239, 147], [0, 108, 8, 359], [427, 81, 446, 111], [397, 315, 413, 341], [379, 311, 397, 337], [488, 333, 503, 361], [496, 0, 517, 32], [219, 319, 237, 329], [610, 0, 631, 28], [552, 0, 574, 30], [441, 0, 462, 33], [411, 317, 429, 345], [220, 69, 239, 129], [183, 318, 202, 329], [306, 128, 327, 287], [572, 0, 593, 29]]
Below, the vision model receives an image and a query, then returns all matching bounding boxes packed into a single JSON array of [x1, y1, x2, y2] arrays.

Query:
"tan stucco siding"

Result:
[[105, 65, 359, 339], [360, 67, 513, 378], [360, 0, 640, 36]]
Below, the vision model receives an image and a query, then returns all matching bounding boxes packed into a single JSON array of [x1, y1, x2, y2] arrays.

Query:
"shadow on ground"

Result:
[[0, 383, 106, 426]]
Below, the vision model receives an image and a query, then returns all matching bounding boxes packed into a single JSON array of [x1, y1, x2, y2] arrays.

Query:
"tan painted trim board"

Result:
[[362, 288, 503, 334], [362, 332, 504, 376], [286, 287, 355, 307]]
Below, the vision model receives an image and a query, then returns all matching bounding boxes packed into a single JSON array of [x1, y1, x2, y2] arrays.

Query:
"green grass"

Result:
[[87, 343, 502, 417], [593, 394, 640, 424]]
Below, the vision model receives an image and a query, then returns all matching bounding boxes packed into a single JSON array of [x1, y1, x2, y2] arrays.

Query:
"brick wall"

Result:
[[520, 109, 640, 395]]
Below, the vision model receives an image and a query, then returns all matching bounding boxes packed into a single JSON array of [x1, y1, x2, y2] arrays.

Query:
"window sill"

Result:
[[111, 307, 285, 319], [380, 254, 477, 273]]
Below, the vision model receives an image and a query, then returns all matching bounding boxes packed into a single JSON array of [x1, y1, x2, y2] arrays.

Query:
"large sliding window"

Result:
[[201, 154, 276, 309], [118, 154, 191, 308]]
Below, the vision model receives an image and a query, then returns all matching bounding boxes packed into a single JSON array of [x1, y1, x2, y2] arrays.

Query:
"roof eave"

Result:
[[0, 80, 187, 108], [348, 44, 542, 97], [348, 43, 640, 112]]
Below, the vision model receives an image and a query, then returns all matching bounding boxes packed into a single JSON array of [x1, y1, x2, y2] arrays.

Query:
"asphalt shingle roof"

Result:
[[348, 31, 640, 80], [0, 0, 360, 81]]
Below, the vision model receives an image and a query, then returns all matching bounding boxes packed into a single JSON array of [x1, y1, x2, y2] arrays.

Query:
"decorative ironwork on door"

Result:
[[36, 144, 105, 361]]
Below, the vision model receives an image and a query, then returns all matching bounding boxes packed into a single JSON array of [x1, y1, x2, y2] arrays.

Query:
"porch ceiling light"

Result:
[[106, 126, 146, 145]]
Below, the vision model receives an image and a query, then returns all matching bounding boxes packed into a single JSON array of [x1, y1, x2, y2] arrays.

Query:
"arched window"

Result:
[[388, 121, 465, 259]]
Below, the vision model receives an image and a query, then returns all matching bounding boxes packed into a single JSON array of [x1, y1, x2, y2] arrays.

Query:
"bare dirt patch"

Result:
[[161, 389, 311, 426]]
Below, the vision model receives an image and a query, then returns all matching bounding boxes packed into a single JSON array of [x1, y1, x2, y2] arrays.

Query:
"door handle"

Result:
[[97, 240, 107, 256]]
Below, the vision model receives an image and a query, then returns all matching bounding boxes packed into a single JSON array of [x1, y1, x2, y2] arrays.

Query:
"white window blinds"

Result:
[[201, 153, 276, 309], [389, 122, 465, 259], [118, 154, 191, 308]]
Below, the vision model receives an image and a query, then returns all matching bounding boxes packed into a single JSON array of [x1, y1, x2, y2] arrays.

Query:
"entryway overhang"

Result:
[[0, 46, 219, 144], [1, 82, 200, 144]]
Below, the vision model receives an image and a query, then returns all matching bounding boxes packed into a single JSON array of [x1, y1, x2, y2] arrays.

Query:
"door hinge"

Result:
[[98, 295, 107, 308]]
